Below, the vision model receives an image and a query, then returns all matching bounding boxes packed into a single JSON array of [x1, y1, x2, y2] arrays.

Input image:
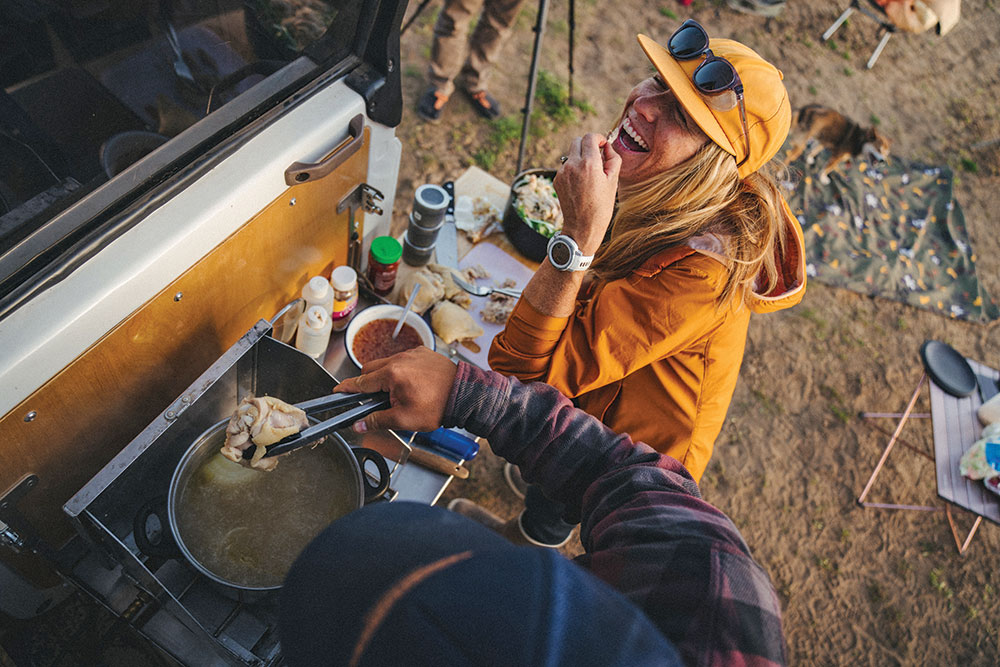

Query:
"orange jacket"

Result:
[[490, 205, 806, 482]]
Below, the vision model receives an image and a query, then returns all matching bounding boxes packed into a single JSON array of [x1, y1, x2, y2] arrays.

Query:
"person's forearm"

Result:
[[443, 361, 698, 521], [520, 259, 585, 318], [523, 132, 618, 317], [443, 361, 786, 664]]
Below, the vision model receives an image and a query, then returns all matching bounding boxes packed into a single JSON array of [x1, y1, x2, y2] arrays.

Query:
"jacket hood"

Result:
[[748, 195, 806, 313], [632, 194, 806, 314]]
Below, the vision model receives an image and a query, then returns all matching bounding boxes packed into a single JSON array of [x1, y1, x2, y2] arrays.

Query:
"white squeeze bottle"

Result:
[[295, 305, 333, 359], [302, 275, 335, 316]]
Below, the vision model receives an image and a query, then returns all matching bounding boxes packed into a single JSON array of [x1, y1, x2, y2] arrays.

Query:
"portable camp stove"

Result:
[[63, 318, 457, 666]]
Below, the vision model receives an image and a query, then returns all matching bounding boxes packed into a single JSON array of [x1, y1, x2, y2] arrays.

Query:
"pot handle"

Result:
[[352, 447, 390, 503], [133, 496, 182, 558]]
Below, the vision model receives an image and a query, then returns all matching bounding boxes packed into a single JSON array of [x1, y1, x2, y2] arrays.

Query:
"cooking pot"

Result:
[[134, 417, 389, 596], [502, 168, 559, 263]]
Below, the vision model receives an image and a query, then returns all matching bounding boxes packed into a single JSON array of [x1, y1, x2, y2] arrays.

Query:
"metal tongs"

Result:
[[242, 392, 390, 460]]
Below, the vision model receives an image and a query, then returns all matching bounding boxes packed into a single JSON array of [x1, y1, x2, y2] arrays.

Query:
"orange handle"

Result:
[[406, 447, 470, 479], [284, 114, 365, 186]]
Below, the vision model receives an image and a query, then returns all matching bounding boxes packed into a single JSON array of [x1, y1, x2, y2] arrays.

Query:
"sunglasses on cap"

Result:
[[667, 19, 749, 169]]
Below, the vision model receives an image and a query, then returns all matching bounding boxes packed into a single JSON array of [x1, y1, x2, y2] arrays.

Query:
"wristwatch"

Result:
[[546, 233, 594, 272]]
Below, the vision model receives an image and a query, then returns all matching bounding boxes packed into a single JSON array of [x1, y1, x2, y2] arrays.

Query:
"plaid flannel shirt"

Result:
[[444, 362, 787, 667]]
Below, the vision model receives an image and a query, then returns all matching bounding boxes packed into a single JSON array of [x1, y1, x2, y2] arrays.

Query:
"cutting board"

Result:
[[457, 241, 536, 370], [453, 166, 538, 267]]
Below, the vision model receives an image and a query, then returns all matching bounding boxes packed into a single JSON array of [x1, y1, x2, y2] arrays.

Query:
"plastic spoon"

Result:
[[392, 283, 420, 339]]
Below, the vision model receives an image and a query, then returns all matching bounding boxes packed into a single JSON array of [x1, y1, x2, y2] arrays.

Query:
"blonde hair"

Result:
[[591, 142, 789, 307]]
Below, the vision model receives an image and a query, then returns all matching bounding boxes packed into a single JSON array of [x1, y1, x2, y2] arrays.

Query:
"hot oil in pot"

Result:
[[175, 445, 356, 588], [352, 318, 423, 366]]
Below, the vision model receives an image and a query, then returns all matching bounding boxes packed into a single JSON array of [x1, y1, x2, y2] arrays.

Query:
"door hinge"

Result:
[[338, 184, 385, 271], [338, 183, 385, 217], [0, 474, 40, 554]]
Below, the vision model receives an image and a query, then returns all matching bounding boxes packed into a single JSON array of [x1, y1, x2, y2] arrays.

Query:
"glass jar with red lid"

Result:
[[367, 236, 403, 296]]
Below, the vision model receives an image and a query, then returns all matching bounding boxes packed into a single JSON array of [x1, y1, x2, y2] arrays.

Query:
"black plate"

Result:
[[919, 340, 976, 397]]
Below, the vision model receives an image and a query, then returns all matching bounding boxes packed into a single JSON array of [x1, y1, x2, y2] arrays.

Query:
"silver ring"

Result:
[[559, 155, 568, 163]]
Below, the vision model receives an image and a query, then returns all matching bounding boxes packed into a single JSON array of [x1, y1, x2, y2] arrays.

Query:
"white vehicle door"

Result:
[[0, 0, 405, 587]]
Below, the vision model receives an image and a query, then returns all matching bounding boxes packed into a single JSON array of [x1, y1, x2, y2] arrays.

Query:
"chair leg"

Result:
[[866, 30, 893, 68], [859, 412, 930, 419], [857, 374, 927, 505], [946, 505, 983, 555], [859, 373, 986, 551], [862, 421, 935, 462], [823, 6, 855, 41]]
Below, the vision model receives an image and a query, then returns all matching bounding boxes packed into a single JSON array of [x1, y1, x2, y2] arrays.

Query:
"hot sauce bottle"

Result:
[[367, 236, 403, 296]]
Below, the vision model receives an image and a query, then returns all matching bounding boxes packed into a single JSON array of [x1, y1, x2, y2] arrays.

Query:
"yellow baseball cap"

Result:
[[637, 33, 790, 179]]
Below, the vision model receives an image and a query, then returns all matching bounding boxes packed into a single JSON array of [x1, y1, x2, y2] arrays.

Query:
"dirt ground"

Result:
[[394, 1, 1000, 665]]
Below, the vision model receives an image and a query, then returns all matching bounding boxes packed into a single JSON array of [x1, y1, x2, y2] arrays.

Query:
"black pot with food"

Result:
[[502, 168, 561, 263], [134, 418, 389, 596]]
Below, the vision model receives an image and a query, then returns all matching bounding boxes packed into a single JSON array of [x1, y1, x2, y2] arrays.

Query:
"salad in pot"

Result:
[[512, 173, 564, 238]]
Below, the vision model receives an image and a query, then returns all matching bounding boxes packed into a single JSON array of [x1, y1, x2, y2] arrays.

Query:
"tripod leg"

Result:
[[516, 0, 550, 174], [402, 0, 438, 35], [568, 0, 575, 105]]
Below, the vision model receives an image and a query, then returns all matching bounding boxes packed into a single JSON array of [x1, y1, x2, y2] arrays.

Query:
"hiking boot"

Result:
[[503, 462, 527, 500], [446, 498, 571, 548], [463, 89, 501, 120], [416, 86, 449, 122], [515, 511, 573, 548]]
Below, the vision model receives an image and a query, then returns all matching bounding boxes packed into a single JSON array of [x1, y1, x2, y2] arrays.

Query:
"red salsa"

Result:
[[352, 318, 424, 365]]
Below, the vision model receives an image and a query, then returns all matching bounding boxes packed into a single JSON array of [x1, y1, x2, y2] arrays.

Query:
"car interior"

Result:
[[0, 0, 343, 275]]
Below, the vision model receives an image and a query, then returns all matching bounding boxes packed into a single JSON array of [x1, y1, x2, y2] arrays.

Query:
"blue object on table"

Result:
[[985, 442, 1000, 471], [399, 428, 479, 461]]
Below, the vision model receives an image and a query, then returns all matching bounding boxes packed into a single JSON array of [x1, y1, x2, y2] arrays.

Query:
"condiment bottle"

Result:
[[330, 265, 358, 332], [367, 236, 403, 296], [301, 275, 334, 316], [295, 305, 333, 359]]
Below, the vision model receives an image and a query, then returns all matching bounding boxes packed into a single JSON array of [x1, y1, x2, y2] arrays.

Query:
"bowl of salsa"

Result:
[[344, 304, 436, 369]]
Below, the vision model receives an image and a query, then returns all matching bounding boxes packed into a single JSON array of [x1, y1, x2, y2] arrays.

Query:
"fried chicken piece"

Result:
[[220, 396, 309, 471], [481, 292, 517, 325], [431, 301, 484, 343]]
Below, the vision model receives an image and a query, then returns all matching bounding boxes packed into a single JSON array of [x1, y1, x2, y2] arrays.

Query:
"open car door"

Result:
[[0, 0, 406, 616]]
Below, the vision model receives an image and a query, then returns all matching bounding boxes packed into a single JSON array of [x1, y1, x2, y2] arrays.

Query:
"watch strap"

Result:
[[574, 253, 594, 271]]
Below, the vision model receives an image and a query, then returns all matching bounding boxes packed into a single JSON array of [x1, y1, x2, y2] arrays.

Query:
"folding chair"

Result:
[[857, 342, 1000, 555], [823, 0, 898, 69]]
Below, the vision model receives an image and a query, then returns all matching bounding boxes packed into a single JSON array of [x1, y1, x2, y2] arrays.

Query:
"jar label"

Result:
[[332, 294, 358, 320], [372, 269, 397, 292]]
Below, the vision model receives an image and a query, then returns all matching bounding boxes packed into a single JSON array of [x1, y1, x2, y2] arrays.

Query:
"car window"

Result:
[[0, 0, 369, 306]]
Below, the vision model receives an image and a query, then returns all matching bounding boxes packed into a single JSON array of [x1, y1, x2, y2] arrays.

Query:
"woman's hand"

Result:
[[333, 347, 458, 433], [553, 133, 621, 255]]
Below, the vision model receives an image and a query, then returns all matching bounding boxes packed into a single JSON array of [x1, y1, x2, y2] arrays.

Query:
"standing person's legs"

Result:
[[458, 0, 529, 93], [427, 0, 486, 96]]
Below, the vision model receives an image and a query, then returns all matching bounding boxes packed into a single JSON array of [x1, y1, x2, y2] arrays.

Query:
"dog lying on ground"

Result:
[[783, 104, 891, 184]]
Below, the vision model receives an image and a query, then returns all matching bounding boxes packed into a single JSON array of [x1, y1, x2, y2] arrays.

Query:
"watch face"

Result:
[[550, 239, 572, 267]]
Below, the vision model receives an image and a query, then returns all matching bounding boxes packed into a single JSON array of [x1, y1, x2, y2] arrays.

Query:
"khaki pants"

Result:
[[427, 0, 529, 96]]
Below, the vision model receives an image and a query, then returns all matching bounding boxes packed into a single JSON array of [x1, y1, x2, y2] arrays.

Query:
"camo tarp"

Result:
[[782, 148, 999, 323]]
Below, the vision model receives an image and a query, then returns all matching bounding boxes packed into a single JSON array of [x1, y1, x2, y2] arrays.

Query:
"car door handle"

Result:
[[284, 114, 365, 186]]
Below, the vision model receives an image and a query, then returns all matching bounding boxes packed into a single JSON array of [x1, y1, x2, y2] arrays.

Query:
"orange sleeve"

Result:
[[489, 256, 726, 398]]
